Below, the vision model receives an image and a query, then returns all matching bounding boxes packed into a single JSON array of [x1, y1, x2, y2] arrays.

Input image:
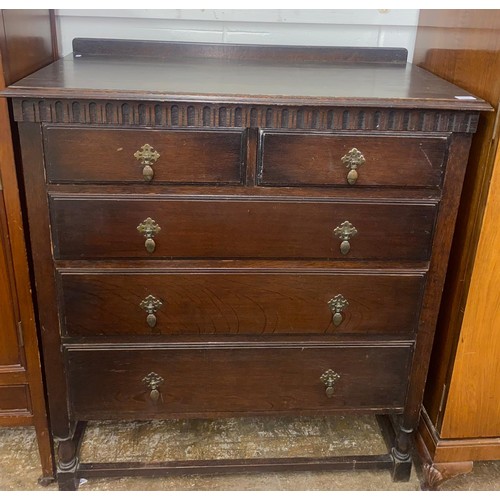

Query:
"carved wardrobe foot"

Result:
[[421, 461, 473, 490]]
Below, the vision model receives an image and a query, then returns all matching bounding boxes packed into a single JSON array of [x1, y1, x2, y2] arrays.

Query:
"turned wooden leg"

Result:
[[57, 437, 79, 490], [55, 421, 86, 491], [391, 426, 413, 482]]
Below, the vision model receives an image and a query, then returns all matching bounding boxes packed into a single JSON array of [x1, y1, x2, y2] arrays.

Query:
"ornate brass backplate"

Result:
[[142, 372, 164, 402], [139, 294, 163, 328], [134, 144, 160, 181], [333, 220, 358, 255], [137, 217, 161, 253], [341, 147, 365, 185], [320, 369, 341, 398], [328, 294, 349, 326]]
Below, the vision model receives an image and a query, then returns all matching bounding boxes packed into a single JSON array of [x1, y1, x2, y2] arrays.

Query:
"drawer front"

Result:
[[0, 385, 30, 414], [44, 126, 245, 185], [59, 271, 425, 338], [259, 132, 447, 188], [66, 345, 413, 419], [50, 197, 437, 261]]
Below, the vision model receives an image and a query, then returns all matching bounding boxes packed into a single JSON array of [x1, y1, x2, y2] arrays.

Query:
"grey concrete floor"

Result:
[[0, 416, 499, 491]]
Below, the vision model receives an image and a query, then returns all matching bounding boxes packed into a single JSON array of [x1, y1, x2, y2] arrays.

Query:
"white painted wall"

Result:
[[55, 9, 419, 62]]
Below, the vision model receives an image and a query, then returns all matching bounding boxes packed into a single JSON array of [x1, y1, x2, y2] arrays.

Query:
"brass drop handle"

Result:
[[134, 144, 160, 182], [328, 294, 349, 326], [137, 217, 161, 253], [142, 372, 164, 402], [320, 369, 340, 398], [140, 294, 163, 328], [341, 147, 365, 185], [333, 221, 358, 255]]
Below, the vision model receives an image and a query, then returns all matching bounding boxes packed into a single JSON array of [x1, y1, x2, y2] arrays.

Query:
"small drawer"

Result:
[[259, 132, 447, 188], [66, 344, 413, 419], [49, 195, 437, 261], [59, 270, 425, 338], [0, 385, 30, 414], [43, 126, 245, 185]]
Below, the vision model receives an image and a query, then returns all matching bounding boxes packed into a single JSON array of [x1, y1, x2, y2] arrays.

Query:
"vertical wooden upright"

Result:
[[0, 9, 58, 483], [413, 9, 500, 489]]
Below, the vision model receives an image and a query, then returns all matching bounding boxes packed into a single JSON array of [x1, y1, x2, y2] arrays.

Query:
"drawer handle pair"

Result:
[[134, 144, 364, 185], [143, 370, 339, 402], [139, 294, 347, 329], [341, 147, 365, 185], [138, 294, 347, 329], [137, 219, 358, 257], [134, 144, 160, 182]]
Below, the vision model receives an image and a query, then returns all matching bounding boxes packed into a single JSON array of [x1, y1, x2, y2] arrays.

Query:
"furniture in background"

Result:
[[0, 9, 58, 483], [413, 9, 500, 489], [2, 39, 487, 490]]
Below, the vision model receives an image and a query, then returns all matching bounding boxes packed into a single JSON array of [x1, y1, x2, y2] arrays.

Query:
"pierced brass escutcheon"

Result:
[[140, 294, 163, 328], [341, 148, 365, 185], [134, 144, 160, 182], [333, 221, 358, 255], [142, 372, 164, 402], [137, 217, 161, 253], [328, 294, 349, 327], [320, 369, 340, 398]]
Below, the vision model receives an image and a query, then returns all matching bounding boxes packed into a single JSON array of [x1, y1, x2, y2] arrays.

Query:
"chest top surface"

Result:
[[1, 38, 491, 111]]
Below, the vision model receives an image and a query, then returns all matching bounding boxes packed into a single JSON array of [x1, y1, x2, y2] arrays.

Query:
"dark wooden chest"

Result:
[[2, 39, 489, 489]]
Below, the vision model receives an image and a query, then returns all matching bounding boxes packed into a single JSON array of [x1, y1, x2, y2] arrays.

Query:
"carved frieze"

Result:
[[13, 98, 479, 133]]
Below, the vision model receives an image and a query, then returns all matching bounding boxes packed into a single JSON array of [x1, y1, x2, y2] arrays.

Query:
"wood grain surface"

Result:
[[44, 126, 245, 185], [66, 343, 413, 419], [414, 9, 500, 457], [49, 196, 437, 261], [259, 132, 447, 188], [440, 141, 500, 438], [5, 38, 484, 487], [2, 40, 489, 109], [58, 270, 425, 338], [0, 9, 57, 480]]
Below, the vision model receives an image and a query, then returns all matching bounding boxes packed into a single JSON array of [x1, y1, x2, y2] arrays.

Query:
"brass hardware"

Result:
[[328, 294, 349, 326], [341, 148, 365, 185], [142, 372, 164, 402], [320, 369, 340, 398], [140, 295, 163, 328], [137, 217, 161, 253], [134, 144, 160, 181], [333, 221, 358, 255]]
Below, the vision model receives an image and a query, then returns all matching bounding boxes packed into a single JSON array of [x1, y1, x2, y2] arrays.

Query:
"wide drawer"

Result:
[[49, 196, 437, 261], [58, 270, 425, 338], [43, 126, 245, 185], [66, 344, 413, 419], [259, 132, 447, 188]]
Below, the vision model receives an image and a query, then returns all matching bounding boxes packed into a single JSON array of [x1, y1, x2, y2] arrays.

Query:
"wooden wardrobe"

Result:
[[414, 9, 500, 488], [0, 9, 58, 483]]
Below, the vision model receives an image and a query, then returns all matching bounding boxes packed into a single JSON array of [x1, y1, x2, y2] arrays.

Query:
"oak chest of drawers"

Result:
[[3, 39, 489, 489]]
